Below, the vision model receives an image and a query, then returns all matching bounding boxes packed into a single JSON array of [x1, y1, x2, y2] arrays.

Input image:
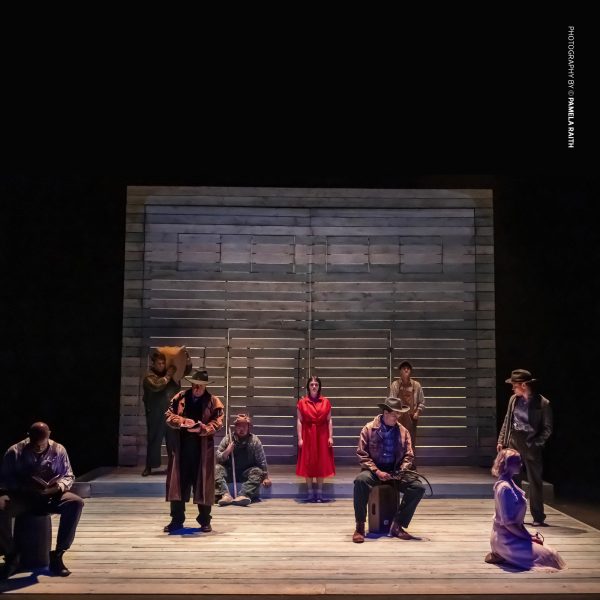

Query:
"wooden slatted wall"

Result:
[[120, 187, 494, 466]]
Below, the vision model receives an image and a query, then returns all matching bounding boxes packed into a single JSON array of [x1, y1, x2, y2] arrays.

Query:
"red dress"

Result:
[[296, 395, 335, 478]]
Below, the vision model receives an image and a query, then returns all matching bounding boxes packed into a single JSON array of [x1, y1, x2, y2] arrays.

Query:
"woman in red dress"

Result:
[[296, 375, 335, 502]]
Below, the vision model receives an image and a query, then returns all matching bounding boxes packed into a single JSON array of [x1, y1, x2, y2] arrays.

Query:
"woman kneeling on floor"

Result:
[[486, 448, 566, 571]]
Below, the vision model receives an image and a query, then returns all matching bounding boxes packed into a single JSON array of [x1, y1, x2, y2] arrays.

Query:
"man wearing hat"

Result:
[[163, 369, 224, 533], [388, 360, 425, 451], [497, 369, 553, 526], [215, 414, 272, 507], [352, 398, 425, 543], [0, 422, 84, 578]]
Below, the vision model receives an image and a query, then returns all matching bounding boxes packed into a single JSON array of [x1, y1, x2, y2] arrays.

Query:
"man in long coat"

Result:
[[164, 369, 224, 532], [497, 369, 552, 526]]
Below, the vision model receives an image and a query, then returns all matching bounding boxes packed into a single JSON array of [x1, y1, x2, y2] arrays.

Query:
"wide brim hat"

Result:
[[505, 369, 537, 384], [185, 369, 214, 386], [377, 397, 410, 414]]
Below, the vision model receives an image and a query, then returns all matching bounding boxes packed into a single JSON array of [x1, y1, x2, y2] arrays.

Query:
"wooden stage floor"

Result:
[[2, 497, 600, 598]]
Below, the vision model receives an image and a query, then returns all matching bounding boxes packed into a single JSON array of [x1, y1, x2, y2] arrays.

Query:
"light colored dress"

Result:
[[491, 479, 566, 571]]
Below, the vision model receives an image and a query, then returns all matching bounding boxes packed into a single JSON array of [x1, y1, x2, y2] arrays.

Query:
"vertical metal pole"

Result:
[[296, 348, 301, 403], [388, 329, 393, 387], [229, 425, 238, 498], [308, 237, 313, 375], [225, 330, 231, 431]]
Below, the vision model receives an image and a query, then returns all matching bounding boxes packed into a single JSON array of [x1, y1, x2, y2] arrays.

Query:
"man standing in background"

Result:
[[142, 347, 192, 476], [497, 369, 552, 526], [388, 360, 425, 452]]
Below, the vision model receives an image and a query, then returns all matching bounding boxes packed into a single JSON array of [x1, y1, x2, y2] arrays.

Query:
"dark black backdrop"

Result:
[[2, 174, 598, 499]]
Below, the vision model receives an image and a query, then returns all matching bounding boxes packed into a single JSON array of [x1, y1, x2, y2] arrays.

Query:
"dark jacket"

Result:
[[142, 364, 191, 412], [498, 393, 553, 449], [356, 414, 414, 472]]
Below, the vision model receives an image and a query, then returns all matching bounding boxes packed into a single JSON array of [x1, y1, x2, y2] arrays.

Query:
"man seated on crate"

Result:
[[215, 414, 272, 506], [352, 398, 425, 543], [0, 422, 84, 578]]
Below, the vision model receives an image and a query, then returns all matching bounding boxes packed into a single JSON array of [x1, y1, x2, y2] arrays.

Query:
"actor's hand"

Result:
[[412, 411, 420, 421], [166, 365, 177, 376], [39, 485, 61, 497], [262, 477, 272, 488], [298, 438, 303, 448], [167, 415, 184, 427], [375, 470, 391, 481], [532, 533, 544, 545], [188, 422, 206, 434], [328, 437, 333, 447]]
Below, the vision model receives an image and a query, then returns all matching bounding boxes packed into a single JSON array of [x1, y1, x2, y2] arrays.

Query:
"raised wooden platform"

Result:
[[82, 465, 554, 501], [1, 496, 598, 597]]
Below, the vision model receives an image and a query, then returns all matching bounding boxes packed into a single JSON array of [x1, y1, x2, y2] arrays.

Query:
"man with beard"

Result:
[[0, 422, 84, 578], [142, 348, 192, 476], [215, 414, 272, 506], [163, 369, 224, 533]]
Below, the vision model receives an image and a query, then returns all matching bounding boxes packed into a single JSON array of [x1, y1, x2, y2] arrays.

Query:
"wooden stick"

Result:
[[229, 425, 238, 498]]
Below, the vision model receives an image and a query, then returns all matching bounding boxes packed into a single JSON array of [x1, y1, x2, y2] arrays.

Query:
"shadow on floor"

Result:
[[547, 495, 600, 530]]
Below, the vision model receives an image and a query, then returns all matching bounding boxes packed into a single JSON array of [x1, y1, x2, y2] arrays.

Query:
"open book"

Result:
[[180, 419, 202, 429], [31, 473, 61, 488]]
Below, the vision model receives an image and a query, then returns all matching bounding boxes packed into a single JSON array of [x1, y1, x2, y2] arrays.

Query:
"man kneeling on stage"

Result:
[[215, 414, 272, 506], [353, 398, 425, 543], [0, 422, 84, 578]]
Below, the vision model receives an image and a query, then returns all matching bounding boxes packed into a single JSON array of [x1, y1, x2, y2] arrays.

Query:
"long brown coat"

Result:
[[165, 389, 224, 505]]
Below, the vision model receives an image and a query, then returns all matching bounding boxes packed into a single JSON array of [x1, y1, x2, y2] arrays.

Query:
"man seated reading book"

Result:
[[0, 422, 84, 579]]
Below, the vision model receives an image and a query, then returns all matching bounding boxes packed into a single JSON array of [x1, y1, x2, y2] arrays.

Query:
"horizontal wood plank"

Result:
[[121, 189, 495, 467], [23, 495, 598, 596]]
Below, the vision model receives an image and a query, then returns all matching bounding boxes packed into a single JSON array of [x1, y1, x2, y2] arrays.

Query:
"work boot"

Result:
[[49, 550, 71, 577], [389, 520, 414, 540], [352, 521, 365, 543], [163, 520, 184, 532], [195, 514, 213, 532], [218, 493, 234, 506], [232, 495, 251, 506], [0, 553, 20, 579]]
